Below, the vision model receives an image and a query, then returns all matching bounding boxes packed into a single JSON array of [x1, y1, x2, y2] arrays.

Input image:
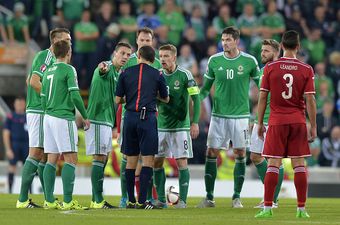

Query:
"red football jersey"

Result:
[[260, 57, 315, 125]]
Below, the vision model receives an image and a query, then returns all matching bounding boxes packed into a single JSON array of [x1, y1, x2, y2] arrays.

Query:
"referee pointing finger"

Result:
[[115, 45, 169, 209]]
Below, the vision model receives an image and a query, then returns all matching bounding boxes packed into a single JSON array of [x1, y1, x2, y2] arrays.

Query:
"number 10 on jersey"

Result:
[[226, 69, 234, 79]]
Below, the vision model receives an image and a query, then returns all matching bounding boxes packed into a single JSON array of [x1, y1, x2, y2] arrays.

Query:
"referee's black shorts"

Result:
[[122, 111, 158, 156]]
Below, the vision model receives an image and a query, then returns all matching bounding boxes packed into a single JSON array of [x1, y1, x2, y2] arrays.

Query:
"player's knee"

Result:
[[291, 158, 305, 168], [29, 147, 44, 161], [142, 156, 154, 168], [250, 153, 263, 164], [207, 148, 218, 157], [8, 165, 16, 173], [93, 154, 107, 162], [63, 153, 78, 165], [40, 153, 47, 163], [154, 157, 164, 168], [233, 148, 246, 157], [176, 158, 188, 169]]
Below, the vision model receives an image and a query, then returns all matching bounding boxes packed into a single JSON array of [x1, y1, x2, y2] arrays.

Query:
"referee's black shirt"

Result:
[[115, 63, 168, 112]]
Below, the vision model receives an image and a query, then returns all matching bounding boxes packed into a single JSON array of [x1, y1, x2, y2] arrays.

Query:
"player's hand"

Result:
[[190, 123, 199, 139], [116, 133, 120, 142], [6, 149, 14, 160], [308, 126, 317, 143], [98, 61, 109, 74], [83, 119, 90, 131], [257, 124, 266, 141]]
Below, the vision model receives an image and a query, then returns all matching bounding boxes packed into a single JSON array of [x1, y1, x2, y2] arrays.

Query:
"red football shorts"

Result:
[[262, 123, 311, 158]]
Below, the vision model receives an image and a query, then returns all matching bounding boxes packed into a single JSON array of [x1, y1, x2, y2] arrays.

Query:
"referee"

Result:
[[115, 45, 169, 209]]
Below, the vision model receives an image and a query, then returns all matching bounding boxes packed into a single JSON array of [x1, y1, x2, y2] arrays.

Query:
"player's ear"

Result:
[[296, 43, 301, 52]]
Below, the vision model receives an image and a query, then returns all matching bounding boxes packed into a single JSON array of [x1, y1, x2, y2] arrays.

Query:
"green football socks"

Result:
[[43, 162, 56, 203], [154, 167, 166, 203], [233, 156, 246, 200], [18, 157, 39, 202], [205, 156, 217, 201], [255, 159, 267, 183], [179, 168, 190, 203], [62, 162, 76, 204], [91, 160, 105, 203], [37, 162, 46, 197], [274, 165, 284, 203]]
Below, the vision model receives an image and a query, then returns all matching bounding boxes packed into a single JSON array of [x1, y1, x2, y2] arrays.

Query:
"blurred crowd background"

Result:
[[0, 0, 339, 172]]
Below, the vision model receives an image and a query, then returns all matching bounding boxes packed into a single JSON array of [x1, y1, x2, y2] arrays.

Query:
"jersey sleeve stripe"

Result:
[[260, 88, 269, 92], [68, 87, 79, 91], [178, 67, 194, 80], [204, 74, 214, 80], [241, 52, 259, 66], [45, 51, 52, 65], [304, 91, 316, 94]]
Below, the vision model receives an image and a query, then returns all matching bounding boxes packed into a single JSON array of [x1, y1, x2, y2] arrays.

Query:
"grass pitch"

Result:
[[1, 194, 339, 225]]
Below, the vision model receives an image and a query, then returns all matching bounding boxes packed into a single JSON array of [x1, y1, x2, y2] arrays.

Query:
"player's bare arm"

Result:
[[190, 94, 200, 139], [257, 90, 268, 140], [305, 94, 317, 142], [3, 129, 14, 160], [29, 74, 42, 93], [199, 76, 214, 101]]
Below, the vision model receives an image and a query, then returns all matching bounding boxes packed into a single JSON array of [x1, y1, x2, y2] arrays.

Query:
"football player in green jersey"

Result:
[[41, 40, 90, 210], [122, 27, 162, 70], [197, 26, 260, 208], [86, 42, 132, 209], [117, 27, 161, 207], [17, 28, 71, 209], [153, 44, 200, 208], [250, 39, 284, 209]]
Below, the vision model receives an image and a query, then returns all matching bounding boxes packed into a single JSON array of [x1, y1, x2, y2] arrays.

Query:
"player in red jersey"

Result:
[[255, 30, 317, 219]]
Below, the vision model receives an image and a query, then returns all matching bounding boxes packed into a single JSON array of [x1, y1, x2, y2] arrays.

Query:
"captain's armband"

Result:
[[187, 86, 200, 95]]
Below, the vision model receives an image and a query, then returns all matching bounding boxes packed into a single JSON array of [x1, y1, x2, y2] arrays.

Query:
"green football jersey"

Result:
[[41, 62, 80, 120], [205, 51, 260, 118], [87, 61, 120, 127], [255, 67, 270, 125], [158, 66, 199, 131], [122, 52, 162, 70], [26, 49, 56, 114]]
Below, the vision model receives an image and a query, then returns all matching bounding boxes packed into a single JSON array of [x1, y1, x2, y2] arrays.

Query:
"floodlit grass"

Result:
[[1, 194, 339, 225]]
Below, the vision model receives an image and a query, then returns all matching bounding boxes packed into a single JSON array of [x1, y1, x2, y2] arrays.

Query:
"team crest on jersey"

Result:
[[40, 64, 47, 72], [174, 80, 180, 90], [237, 65, 244, 75]]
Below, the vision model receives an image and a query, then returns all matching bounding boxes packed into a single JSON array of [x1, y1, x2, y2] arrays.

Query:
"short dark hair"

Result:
[[53, 40, 70, 59], [281, 30, 300, 50], [262, 39, 280, 52], [137, 27, 154, 39], [139, 45, 155, 63], [222, 26, 240, 40], [159, 44, 177, 56], [15, 95, 25, 101], [49, 28, 70, 43], [114, 42, 133, 51]]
